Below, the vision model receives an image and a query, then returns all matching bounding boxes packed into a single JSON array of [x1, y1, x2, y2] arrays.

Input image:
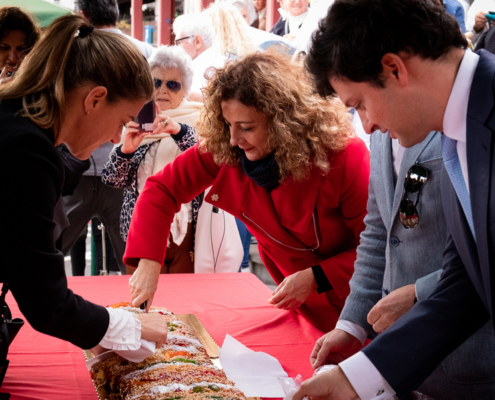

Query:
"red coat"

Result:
[[125, 137, 370, 333]]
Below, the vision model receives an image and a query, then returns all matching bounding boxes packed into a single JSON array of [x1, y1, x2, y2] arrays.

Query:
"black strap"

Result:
[[312, 264, 333, 294]]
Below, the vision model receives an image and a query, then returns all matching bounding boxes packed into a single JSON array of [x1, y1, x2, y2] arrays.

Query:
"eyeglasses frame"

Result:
[[174, 36, 192, 46]]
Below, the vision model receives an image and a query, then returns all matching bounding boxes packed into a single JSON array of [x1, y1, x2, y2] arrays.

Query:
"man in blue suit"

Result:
[[294, 0, 495, 399]]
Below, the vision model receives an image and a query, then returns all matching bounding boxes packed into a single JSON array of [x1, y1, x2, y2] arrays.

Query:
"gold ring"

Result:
[[162, 119, 168, 127]]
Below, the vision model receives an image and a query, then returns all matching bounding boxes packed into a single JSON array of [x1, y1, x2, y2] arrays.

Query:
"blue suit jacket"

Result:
[[362, 49, 495, 396]]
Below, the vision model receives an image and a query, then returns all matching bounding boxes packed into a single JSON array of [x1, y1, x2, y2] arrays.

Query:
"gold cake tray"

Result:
[[84, 313, 260, 400]]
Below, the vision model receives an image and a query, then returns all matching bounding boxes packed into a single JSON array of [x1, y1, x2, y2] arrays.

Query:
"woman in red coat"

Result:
[[126, 51, 370, 333]]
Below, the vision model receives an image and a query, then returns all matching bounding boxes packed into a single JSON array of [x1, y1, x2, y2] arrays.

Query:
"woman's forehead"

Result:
[[152, 66, 183, 82]]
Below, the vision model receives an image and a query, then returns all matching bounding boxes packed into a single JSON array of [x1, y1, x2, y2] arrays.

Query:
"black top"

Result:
[[0, 99, 109, 349]]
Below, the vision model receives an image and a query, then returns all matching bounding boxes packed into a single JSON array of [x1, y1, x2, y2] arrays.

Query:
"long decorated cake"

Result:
[[89, 302, 246, 400]]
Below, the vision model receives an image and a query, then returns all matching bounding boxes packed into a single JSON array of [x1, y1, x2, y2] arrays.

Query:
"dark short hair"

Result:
[[0, 7, 39, 51], [305, 0, 467, 98], [75, 0, 119, 27]]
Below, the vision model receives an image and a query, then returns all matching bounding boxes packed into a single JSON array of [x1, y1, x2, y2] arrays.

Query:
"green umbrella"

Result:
[[0, 0, 72, 27]]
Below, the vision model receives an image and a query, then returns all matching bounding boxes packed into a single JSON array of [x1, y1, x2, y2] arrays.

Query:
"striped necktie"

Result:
[[441, 135, 476, 241]]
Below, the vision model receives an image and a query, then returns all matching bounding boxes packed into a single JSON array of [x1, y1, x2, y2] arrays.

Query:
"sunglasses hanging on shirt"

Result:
[[154, 78, 182, 93], [399, 164, 429, 229]]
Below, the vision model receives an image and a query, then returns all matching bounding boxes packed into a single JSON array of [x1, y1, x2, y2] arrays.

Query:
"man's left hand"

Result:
[[367, 284, 416, 332], [292, 367, 359, 400], [268, 268, 316, 310]]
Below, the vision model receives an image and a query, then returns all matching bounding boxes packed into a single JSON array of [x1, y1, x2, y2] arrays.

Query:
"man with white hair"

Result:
[[173, 13, 223, 99]]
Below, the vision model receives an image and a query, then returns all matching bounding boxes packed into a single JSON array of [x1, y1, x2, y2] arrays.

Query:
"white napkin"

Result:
[[115, 339, 156, 363], [219, 334, 288, 398], [85, 339, 156, 371]]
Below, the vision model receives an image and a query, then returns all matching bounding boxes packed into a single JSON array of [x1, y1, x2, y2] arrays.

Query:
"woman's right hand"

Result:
[[121, 121, 152, 154], [137, 313, 168, 347], [129, 258, 161, 312]]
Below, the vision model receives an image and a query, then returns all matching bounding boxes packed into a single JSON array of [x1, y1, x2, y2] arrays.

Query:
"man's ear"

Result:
[[194, 35, 204, 50], [79, 9, 89, 19], [381, 53, 409, 88], [83, 86, 108, 114]]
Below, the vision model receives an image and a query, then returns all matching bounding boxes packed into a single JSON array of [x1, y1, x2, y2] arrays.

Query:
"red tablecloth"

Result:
[[2, 273, 323, 400]]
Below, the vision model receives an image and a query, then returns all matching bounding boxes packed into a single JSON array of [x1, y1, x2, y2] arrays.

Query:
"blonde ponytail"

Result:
[[0, 14, 153, 134]]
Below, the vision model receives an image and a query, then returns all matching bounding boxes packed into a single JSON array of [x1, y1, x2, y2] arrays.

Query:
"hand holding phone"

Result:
[[135, 99, 156, 133]]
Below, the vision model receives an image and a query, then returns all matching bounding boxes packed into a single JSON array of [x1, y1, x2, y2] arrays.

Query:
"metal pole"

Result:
[[98, 223, 108, 276]]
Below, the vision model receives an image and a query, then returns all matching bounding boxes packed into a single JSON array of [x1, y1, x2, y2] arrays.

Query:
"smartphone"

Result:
[[489, 11, 495, 14], [135, 99, 156, 132], [486, 13, 495, 22]]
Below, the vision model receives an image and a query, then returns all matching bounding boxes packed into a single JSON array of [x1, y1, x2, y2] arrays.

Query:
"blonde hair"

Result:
[[0, 14, 153, 134], [198, 51, 354, 182], [205, 2, 255, 58]]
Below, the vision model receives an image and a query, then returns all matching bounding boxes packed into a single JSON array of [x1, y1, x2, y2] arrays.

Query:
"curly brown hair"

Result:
[[197, 51, 354, 182], [0, 7, 39, 52]]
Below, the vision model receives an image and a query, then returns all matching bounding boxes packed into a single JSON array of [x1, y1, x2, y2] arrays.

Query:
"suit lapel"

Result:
[[464, 50, 495, 314], [378, 134, 396, 228], [390, 132, 437, 225]]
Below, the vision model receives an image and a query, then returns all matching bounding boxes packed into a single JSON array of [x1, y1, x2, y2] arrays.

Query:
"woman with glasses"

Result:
[[102, 45, 203, 274], [124, 51, 370, 333]]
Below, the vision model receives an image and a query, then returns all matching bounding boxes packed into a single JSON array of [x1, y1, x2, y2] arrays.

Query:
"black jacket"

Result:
[[0, 99, 109, 349], [270, 16, 286, 36]]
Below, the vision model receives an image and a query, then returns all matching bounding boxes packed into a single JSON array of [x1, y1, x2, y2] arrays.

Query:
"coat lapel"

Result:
[[466, 50, 495, 312], [467, 120, 493, 310], [378, 134, 396, 228], [464, 50, 495, 314]]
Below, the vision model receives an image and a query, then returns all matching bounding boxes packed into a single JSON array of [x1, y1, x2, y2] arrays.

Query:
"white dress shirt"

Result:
[[335, 49, 479, 400]]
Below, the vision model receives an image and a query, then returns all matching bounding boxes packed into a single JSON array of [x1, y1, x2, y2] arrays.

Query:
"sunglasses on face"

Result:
[[399, 164, 429, 229], [154, 78, 182, 93]]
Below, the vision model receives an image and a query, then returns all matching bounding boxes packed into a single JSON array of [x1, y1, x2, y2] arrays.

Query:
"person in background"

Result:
[[76, 0, 154, 58], [125, 51, 370, 333], [254, 0, 267, 30], [61, 0, 154, 275], [0, 13, 167, 361], [227, 0, 259, 28], [0, 7, 39, 84], [173, 13, 219, 101], [466, 0, 495, 43], [443, 0, 466, 32], [206, 3, 256, 58], [271, 0, 288, 36], [102, 46, 202, 275], [272, 0, 309, 39]]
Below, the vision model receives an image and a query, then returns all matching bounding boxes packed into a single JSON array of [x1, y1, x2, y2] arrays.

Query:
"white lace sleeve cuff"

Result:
[[99, 308, 141, 351]]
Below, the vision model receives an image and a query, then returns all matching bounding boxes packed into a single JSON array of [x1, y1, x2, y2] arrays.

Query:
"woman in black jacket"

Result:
[[0, 15, 167, 355]]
